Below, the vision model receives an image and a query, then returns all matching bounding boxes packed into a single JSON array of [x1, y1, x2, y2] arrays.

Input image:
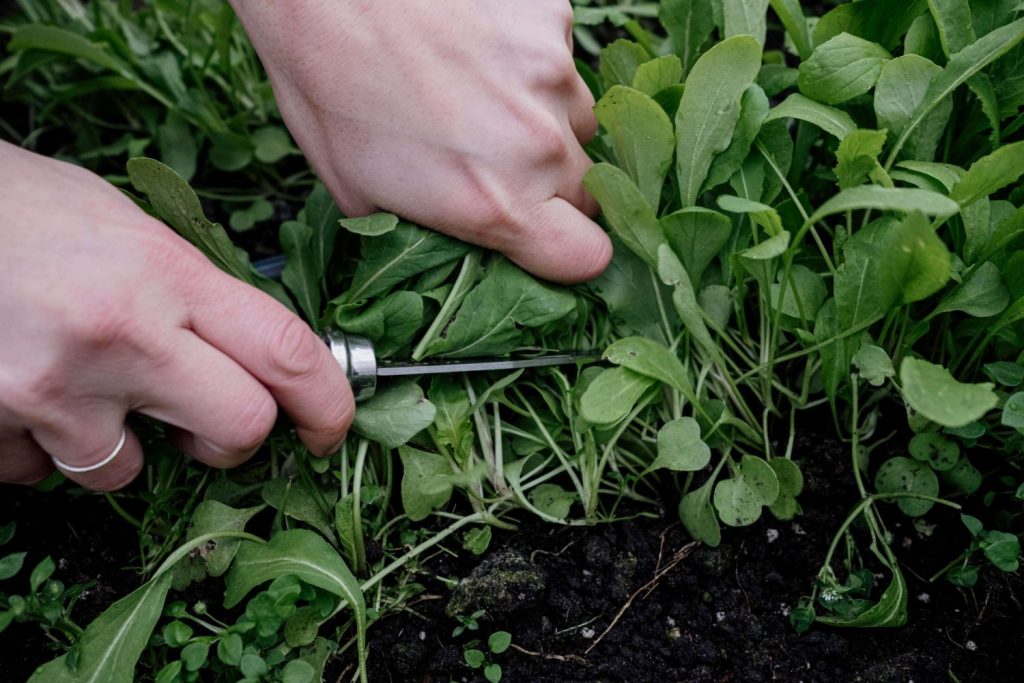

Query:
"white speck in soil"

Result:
[[715, 611, 727, 623], [666, 616, 676, 627], [902, 536, 913, 548], [583, 569, 592, 577], [419, 631, 426, 641], [780, 603, 791, 616], [766, 528, 780, 543], [917, 592, 931, 604], [792, 523, 806, 536], [581, 627, 596, 639], [966, 640, 978, 651]]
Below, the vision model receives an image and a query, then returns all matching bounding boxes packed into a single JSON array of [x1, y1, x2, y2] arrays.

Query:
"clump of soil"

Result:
[[345, 433, 1023, 682]]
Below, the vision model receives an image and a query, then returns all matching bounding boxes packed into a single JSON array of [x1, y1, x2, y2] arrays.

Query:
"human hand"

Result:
[[231, 0, 611, 284], [0, 143, 354, 490]]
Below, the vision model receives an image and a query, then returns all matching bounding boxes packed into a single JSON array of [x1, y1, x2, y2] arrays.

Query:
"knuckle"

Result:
[[267, 316, 322, 379], [527, 116, 570, 164]]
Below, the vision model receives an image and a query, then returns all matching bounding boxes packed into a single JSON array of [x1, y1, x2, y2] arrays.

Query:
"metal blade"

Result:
[[377, 352, 596, 377]]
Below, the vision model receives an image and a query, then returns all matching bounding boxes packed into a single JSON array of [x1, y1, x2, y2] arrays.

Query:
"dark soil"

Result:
[[341, 432, 1024, 683], [0, 485, 142, 680]]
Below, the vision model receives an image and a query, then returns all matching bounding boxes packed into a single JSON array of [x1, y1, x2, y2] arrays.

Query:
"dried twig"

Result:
[[510, 643, 589, 665], [585, 540, 698, 654]]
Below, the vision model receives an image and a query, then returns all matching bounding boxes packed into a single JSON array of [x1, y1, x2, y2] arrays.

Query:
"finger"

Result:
[[187, 277, 354, 455], [138, 331, 279, 468], [557, 140, 599, 217], [567, 78, 598, 145], [505, 196, 612, 283], [0, 431, 53, 485], [33, 417, 143, 492]]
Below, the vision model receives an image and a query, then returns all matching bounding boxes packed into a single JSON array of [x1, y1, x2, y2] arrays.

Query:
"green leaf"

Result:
[[817, 565, 908, 627], [814, 0, 928, 51], [657, 245, 718, 356], [660, 0, 716, 75], [0, 522, 14, 547], [888, 18, 1024, 165], [835, 129, 889, 190], [280, 220, 322, 324], [764, 93, 857, 139], [462, 526, 492, 556], [0, 552, 26, 580], [723, 0, 770, 46], [807, 186, 960, 225], [177, 500, 263, 582], [181, 641, 209, 672], [632, 55, 683, 96], [9, 24, 130, 74], [229, 199, 274, 232], [927, 0, 977, 56], [604, 336, 695, 399], [530, 483, 577, 521], [599, 39, 652, 87], [300, 184, 344, 278], [580, 366, 656, 425], [285, 606, 326, 648], [652, 417, 711, 472], [940, 456, 983, 494], [488, 631, 512, 655], [875, 55, 951, 163], [798, 33, 891, 105], [931, 261, 1009, 318], [281, 659, 316, 683], [949, 141, 1024, 208], [345, 222, 471, 301], [1002, 392, 1024, 430], [426, 258, 576, 357], [29, 573, 173, 683], [352, 381, 436, 449], [336, 291, 424, 357], [126, 158, 253, 284], [584, 163, 666, 268], [900, 357, 999, 427], [769, 265, 827, 322], [429, 376, 474, 462], [909, 432, 960, 471], [216, 633, 243, 666], [679, 475, 722, 546], [252, 126, 294, 164], [399, 446, 454, 522], [768, 0, 812, 60], [713, 456, 779, 527], [240, 653, 268, 678], [661, 208, 732, 287], [675, 35, 763, 206], [595, 85, 675, 208], [703, 85, 770, 194], [338, 213, 399, 237], [157, 112, 197, 181], [767, 458, 804, 520], [590, 240, 675, 343], [28, 556, 53, 593], [209, 132, 253, 171], [875, 456, 940, 516], [980, 531, 1020, 572], [852, 344, 895, 386], [984, 361, 1024, 387], [261, 478, 337, 543], [464, 648, 486, 669]]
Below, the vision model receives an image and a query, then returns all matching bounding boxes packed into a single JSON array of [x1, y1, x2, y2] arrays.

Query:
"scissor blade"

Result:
[[377, 353, 596, 377]]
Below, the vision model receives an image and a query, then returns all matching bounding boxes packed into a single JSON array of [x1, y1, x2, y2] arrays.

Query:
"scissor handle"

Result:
[[320, 329, 378, 402]]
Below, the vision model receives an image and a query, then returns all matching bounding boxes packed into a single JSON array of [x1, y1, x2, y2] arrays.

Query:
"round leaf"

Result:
[[1002, 392, 1024, 430], [488, 630, 512, 654], [652, 417, 711, 472], [900, 357, 998, 428], [908, 433, 959, 471], [874, 457, 939, 516]]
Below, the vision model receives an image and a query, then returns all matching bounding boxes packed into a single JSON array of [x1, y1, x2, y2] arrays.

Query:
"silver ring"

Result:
[[51, 428, 127, 473]]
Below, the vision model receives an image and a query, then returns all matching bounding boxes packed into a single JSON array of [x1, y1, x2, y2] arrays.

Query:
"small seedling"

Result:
[[463, 630, 512, 683]]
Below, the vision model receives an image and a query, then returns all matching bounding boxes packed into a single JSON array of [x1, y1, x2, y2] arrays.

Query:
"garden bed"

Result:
[[4, 429, 1020, 682]]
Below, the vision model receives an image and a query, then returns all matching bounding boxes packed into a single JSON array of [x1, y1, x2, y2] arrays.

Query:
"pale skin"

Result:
[[0, 1, 609, 490]]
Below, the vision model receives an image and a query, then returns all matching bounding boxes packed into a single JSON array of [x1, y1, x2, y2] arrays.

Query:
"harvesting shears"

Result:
[[320, 329, 595, 401]]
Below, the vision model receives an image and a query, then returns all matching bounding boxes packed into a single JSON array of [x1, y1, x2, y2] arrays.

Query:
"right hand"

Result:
[[0, 142, 354, 491]]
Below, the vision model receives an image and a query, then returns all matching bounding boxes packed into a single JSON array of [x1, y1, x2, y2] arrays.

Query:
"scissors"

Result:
[[321, 329, 596, 401]]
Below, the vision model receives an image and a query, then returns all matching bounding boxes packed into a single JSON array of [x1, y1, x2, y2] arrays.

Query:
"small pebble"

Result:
[[917, 592, 930, 604], [780, 603, 791, 616], [581, 626, 596, 639], [766, 528, 780, 543], [966, 640, 978, 651], [418, 631, 426, 641], [792, 523, 807, 536], [715, 611, 726, 623]]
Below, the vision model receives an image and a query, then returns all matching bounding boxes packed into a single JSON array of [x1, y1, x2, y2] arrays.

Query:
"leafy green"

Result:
[[900, 357, 999, 427], [351, 381, 436, 448], [798, 33, 892, 105]]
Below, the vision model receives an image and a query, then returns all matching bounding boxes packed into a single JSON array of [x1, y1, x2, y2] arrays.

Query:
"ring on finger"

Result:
[[51, 427, 128, 473]]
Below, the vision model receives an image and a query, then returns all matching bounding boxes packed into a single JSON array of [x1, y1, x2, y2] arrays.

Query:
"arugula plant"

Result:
[[10, 1, 1024, 679]]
